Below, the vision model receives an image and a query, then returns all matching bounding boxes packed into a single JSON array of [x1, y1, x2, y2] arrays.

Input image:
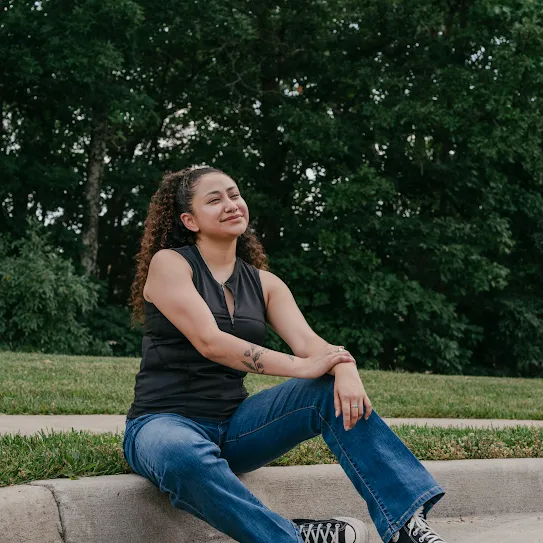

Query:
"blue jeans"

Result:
[[123, 374, 445, 543]]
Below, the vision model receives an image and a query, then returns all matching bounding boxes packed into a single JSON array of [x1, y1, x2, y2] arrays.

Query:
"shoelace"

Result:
[[297, 521, 342, 543], [391, 508, 445, 543]]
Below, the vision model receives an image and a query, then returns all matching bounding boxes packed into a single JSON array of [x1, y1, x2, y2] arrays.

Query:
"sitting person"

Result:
[[123, 166, 447, 543]]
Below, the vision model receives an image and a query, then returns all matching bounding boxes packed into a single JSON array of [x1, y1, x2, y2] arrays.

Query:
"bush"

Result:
[[0, 220, 99, 354], [83, 302, 142, 357]]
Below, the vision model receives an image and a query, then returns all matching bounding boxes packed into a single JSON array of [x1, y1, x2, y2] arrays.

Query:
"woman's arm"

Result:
[[259, 269, 351, 375], [145, 250, 350, 378]]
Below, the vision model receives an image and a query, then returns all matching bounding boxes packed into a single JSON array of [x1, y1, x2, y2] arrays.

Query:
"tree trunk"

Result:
[[81, 118, 108, 276], [256, 9, 290, 253]]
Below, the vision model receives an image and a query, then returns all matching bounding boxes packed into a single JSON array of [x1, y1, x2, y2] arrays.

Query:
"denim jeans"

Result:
[[123, 374, 445, 543]]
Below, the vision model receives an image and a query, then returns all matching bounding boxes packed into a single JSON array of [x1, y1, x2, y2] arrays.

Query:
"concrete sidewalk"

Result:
[[2, 459, 543, 542], [1, 414, 542, 436]]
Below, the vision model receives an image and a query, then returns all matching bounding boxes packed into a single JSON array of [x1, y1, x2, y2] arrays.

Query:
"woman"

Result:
[[123, 166, 447, 543]]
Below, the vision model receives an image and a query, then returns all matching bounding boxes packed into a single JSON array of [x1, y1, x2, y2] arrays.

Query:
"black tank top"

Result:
[[127, 244, 267, 421]]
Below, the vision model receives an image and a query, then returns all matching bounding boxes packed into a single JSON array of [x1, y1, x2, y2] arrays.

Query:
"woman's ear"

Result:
[[180, 212, 200, 233]]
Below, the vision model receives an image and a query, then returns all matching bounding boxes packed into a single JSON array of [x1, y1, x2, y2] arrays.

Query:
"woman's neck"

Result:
[[195, 238, 237, 274]]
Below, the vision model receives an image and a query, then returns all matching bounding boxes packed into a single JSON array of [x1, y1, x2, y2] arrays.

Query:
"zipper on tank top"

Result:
[[220, 283, 235, 327], [194, 245, 236, 328]]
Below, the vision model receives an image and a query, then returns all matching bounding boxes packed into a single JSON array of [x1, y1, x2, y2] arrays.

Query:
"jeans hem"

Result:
[[382, 485, 446, 543], [287, 518, 306, 543]]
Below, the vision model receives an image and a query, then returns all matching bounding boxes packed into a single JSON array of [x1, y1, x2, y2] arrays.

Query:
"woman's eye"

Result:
[[208, 194, 240, 203]]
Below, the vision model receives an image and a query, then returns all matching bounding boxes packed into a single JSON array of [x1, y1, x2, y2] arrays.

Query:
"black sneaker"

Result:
[[291, 516, 368, 543], [390, 507, 446, 543]]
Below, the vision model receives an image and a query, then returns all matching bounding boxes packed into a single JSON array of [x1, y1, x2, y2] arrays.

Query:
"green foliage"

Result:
[[82, 303, 142, 358], [1, 0, 543, 374], [0, 220, 99, 353]]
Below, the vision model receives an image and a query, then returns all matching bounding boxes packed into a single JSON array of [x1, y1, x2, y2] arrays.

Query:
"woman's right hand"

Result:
[[298, 346, 356, 379]]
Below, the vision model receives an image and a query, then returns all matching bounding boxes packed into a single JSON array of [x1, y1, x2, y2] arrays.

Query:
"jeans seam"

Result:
[[382, 485, 445, 543], [130, 427, 303, 543], [223, 406, 317, 442], [146, 458, 216, 528], [318, 411, 395, 532]]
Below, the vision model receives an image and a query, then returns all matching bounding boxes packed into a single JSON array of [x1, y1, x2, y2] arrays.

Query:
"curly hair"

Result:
[[130, 166, 269, 324]]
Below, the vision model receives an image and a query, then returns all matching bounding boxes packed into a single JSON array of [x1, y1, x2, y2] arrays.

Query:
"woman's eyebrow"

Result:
[[204, 186, 238, 197]]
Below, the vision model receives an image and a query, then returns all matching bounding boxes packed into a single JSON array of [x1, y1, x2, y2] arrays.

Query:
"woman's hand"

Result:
[[324, 344, 348, 376], [298, 347, 356, 379], [333, 363, 373, 430]]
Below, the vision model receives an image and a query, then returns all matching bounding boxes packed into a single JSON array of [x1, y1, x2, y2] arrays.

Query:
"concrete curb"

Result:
[[0, 484, 63, 543], [1, 414, 542, 436], [1, 458, 542, 543]]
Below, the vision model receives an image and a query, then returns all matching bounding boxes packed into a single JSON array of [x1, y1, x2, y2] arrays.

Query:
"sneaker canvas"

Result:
[[292, 516, 369, 543], [390, 507, 446, 543]]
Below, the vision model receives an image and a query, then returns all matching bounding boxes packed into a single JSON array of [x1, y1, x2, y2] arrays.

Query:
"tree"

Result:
[[2, 0, 542, 375]]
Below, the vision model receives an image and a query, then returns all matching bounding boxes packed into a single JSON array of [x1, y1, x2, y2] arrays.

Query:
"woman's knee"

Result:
[[288, 374, 336, 410], [297, 374, 335, 396]]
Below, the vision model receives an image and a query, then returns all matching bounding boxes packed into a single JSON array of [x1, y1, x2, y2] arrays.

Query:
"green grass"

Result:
[[1, 351, 542, 419], [2, 426, 542, 487], [3, 352, 540, 487]]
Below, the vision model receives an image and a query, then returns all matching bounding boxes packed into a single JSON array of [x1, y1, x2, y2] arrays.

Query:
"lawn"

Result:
[[2, 351, 542, 486], [1, 352, 542, 419], [2, 426, 541, 487]]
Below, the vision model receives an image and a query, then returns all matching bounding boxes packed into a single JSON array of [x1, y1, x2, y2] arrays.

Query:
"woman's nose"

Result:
[[225, 199, 238, 212]]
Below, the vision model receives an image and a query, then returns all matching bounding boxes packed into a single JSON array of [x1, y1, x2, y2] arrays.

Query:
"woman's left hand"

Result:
[[333, 363, 372, 431]]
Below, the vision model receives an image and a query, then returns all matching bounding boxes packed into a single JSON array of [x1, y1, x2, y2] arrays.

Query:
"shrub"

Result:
[[0, 220, 99, 354]]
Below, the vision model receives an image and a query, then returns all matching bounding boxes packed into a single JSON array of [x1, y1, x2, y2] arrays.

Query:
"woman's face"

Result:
[[181, 172, 249, 239]]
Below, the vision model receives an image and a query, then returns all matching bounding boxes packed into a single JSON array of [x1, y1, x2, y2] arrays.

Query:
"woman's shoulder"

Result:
[[170, 244, 193, 255], [151, 244, 192, 255], [150, 246, 193, 266], [144, 247, 195, 301]]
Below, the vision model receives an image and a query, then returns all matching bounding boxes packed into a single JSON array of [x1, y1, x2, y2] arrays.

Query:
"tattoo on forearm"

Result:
[[242, 343, 268, 373], [287, 354, 294, 362]]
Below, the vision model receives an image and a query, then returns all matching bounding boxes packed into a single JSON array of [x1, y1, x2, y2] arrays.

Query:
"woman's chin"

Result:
[[217, 222, 247, 238], [223, 219, 247, 230]]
